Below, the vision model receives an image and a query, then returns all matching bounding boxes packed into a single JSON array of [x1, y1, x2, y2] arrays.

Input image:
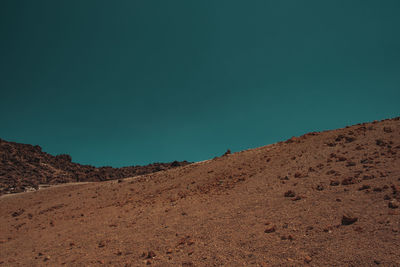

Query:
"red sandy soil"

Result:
[[1, 117, 399, 266], [0, 139, 190, 195]]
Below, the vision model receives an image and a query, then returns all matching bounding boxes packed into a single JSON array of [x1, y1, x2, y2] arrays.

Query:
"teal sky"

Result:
[[1, 1, 399, 167]]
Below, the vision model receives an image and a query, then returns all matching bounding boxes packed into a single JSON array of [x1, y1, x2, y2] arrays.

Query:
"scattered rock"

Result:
[[391, 184, 399, 195], [264, 226, 276, 233], [346, 161, 356, 167], [376, 139, 386, 147], [383, 127, 392, 133], [144, 251, 156, 259], [342, 215, 358, 225], [341, 177, 356, 185], [223, 149, 231, 156], [330, 180, 340, 186], [358, 185, 371, 191], [292, 196, 301, 201], [304, 255, 312, 264], [335, 135, 345, 141], [177, 238, 187, 246], [294, 172, 302, 178], [284, 190, 295, 197], [363, 175, 375, 180], [11, 209, 25, 217], [360, 158, 370, 164], [388, 199, 399, 209], [327, 170, 337, 175], [316, 185, 324, 191], [316, 163, 324, 169], [281, 235, 293, 241]]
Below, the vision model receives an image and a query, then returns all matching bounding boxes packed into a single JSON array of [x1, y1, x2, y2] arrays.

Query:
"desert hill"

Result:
[[0, 117, 399, 266], [0, 139, 190, 195]]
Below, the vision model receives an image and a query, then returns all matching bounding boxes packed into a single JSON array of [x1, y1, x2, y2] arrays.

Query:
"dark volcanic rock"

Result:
[[284, 190, 296, 197], [341, 177, 356, 185], [330, 180, 340, 186], [0, 138, 191, 195], [342, 215, 358, 225]]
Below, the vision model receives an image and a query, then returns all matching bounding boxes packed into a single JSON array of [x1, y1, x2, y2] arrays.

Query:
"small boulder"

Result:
[[330, 181, 340, 186], [284, 190, 295, 197], [264, 226, 276, 233], [341, 215, 358, 225]]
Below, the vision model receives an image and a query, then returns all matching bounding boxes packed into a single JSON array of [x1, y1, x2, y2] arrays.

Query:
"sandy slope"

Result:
[[1, 118, 399, 266]]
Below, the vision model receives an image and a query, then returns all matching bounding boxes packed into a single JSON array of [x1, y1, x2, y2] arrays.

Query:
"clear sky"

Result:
[[1, 0, 399, 167]]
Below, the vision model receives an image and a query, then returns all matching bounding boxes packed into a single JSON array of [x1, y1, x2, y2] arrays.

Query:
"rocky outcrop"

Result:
[[0, 138, 190, 195]]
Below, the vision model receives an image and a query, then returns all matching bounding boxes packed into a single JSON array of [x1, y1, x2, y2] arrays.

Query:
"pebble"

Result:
[[304, 255, 312, 263], [388, 199, 399, 209], [264, 226, 276, 233]]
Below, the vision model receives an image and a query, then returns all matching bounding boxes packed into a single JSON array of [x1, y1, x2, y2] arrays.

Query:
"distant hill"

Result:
[[0, 139, 190, 194]]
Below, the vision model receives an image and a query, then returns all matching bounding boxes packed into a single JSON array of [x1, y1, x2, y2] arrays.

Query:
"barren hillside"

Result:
[[0, 139, 190, 195], [1, 117, 399, 266]]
